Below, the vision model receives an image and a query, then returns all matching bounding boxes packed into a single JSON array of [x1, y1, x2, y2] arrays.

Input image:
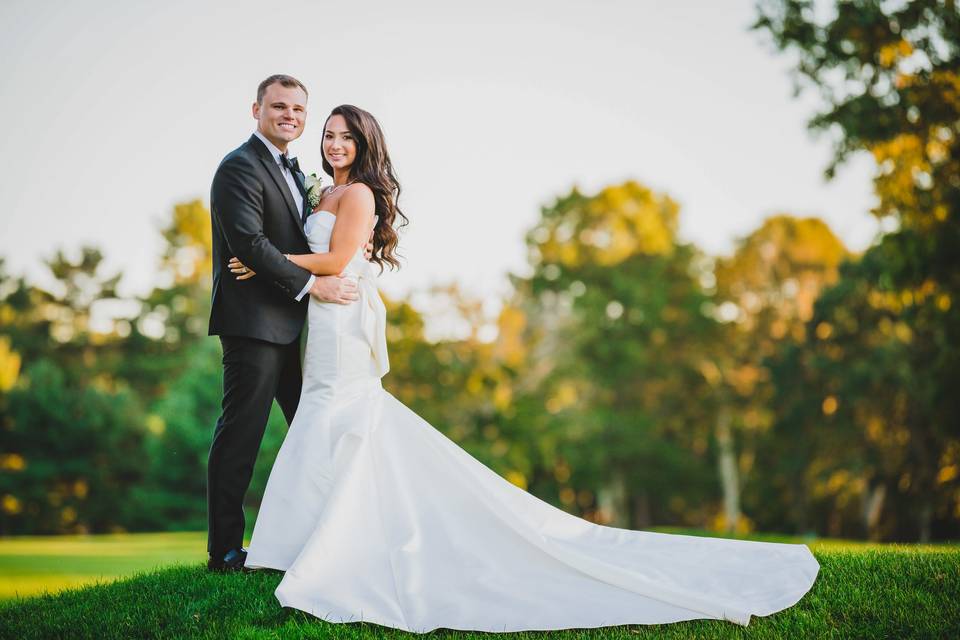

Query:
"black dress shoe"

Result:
[[207, 547, 248, 572]]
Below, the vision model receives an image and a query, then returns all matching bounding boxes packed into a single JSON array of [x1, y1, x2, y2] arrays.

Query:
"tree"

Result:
[[711, 215, 848, 533], [1, 359, 145, 534], [121, 200, 213, 402], [754, 0, 960, 541], [0, 251, 148, 534], [512, 181, 719, 528]]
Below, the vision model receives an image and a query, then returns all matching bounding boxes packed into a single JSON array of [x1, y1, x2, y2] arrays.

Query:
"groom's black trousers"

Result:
[[207, 334, 303, 557]]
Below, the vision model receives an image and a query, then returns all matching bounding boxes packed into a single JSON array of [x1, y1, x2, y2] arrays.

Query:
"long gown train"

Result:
[[244, 210, 819, 633]]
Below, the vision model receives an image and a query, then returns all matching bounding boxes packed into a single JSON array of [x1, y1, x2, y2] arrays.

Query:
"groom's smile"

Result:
[[252, 81, 307, 152]]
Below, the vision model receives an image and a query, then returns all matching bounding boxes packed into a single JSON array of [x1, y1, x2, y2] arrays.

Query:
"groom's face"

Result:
[[252, 82, 307, 149]]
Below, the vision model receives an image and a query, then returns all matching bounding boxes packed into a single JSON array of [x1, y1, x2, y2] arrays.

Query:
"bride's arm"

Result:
[[286, 184, 376, 276]]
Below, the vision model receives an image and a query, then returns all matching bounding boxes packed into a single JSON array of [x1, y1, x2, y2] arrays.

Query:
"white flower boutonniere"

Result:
[[304, 172, 324, 209]]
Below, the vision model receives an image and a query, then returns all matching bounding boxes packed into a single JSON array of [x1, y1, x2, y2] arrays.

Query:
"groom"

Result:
[[206, 74, 359, 571]]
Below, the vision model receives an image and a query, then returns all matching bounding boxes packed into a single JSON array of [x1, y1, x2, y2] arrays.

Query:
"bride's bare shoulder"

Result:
[[344, 182, 374, 198], [341, 183, 375, 212]]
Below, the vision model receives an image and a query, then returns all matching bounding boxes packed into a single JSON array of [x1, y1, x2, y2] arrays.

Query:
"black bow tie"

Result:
[[279, 153, 300, 174]]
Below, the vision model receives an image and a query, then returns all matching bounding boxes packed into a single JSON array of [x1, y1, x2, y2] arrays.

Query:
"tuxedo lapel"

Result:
[[293, 170, 310, 222], [248, 135, 308, 239]]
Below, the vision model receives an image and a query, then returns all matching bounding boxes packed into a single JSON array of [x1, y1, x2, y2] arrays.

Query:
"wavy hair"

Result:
[[321, 105, 407, 271]]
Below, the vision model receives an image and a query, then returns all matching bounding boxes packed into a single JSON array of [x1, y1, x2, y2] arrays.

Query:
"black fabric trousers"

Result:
[[207, 333, 303, 558]]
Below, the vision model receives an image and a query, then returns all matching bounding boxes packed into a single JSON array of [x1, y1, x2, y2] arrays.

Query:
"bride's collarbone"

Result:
[[315, 188, 347, 215]]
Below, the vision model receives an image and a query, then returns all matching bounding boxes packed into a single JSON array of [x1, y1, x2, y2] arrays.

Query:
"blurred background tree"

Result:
[[510, 181, 719, 529], [753, 0, 960, 541], [711, 215, 848, 534], [0, 251, 147, 534]]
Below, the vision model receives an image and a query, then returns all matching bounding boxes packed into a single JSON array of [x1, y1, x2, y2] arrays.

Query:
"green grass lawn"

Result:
[[0, 531, 957, 639], [0, 530, 211, 600]]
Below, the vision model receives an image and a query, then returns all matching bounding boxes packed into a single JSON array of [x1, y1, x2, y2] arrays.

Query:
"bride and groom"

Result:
[[205, 74, 819, 633]]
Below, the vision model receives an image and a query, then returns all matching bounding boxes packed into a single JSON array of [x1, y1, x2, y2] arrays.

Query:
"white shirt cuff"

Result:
[[295, 274, 315, 301]]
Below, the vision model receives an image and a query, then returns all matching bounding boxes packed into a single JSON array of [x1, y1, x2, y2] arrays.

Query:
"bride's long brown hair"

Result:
[[321, 104, 407, 271]]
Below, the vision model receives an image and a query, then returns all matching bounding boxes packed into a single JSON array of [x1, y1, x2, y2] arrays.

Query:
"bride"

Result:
[[231, 104, 820, 634]]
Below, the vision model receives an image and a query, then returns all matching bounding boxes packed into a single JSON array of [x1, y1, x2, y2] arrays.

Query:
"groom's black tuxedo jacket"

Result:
[[208, 134, 313, 344]]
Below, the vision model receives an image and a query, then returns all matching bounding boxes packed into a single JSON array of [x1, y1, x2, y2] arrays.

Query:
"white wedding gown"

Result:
[[244, 210, 820, 633]]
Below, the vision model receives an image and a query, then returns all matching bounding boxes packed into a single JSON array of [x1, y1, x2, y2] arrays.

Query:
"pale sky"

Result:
[[0, 0, 879, 327]]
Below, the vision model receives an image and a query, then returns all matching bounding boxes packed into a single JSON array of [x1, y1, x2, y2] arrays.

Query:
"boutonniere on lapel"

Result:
[[304, 173, 324, 210]]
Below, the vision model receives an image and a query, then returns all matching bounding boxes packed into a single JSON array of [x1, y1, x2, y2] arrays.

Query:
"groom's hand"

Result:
[[228, 257, 256, 280], [310, 275, 359, 304]]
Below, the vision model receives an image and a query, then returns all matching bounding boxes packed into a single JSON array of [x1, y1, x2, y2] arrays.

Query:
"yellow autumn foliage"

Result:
[[877, 39, 913, 68], [493, 305, 527, 369], [169, 199, 214, 283], [534, 181, 679, 268], [0, 335, 21, 392]]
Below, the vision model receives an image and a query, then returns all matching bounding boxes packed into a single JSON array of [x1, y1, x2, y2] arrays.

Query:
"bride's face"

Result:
[[323, 115, 357, 172]]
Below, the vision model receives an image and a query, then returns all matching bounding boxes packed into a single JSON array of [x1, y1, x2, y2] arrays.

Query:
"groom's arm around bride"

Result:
[[211, 152, 315, 302], [209, 142, 359, 342]]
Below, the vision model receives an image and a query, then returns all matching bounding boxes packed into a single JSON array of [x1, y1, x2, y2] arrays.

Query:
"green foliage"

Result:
[[509, 182, 719, 528], [752, 0, 959, 182], [127, 339, 223, 531], [770, 228, 960, 541], [712, 216, 850, 534], [119, 199, 213, 402], [753, 0, 960, 542], [0, 359, 145, 534]]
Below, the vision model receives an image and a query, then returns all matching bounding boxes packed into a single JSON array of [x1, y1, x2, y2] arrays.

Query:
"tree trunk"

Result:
[[597, 468, 628, 528], [715, 407, 740, 533], [862, 482, 886, 541], [632, 490, 651, 530]]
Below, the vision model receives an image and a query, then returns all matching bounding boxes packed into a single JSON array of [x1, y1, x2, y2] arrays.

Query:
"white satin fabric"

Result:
[[244, 210, 819, 633]]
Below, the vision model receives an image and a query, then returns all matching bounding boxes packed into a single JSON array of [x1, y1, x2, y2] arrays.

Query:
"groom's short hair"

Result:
[[257, 74, 308, 104]]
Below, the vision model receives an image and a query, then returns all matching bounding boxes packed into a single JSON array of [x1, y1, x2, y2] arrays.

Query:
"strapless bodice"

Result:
[[302, 209, 389, 378], [304, 211, 369, 276], [303, 209, 336, 239]]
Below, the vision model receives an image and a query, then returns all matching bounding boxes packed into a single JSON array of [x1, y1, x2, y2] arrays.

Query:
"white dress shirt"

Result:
[[252, 129, 315, 301]]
